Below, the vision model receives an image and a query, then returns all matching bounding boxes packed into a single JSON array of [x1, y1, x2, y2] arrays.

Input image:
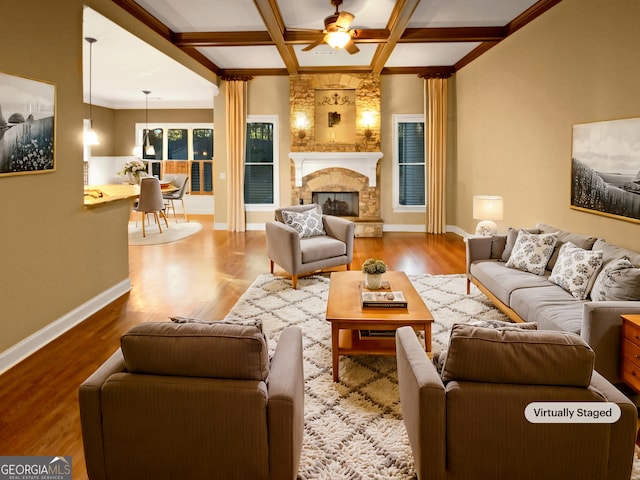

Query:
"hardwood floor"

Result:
[[0, 215, 466, 478]]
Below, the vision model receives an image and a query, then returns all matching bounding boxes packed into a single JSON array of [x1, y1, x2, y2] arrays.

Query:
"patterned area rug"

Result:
[[225, 273, 640, 480]]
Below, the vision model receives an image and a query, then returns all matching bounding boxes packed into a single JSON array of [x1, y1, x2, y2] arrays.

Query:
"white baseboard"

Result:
[[0, 279, 131, 376]]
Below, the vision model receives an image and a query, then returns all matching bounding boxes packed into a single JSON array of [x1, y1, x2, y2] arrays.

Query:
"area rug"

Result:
[[226, 273, 640, 480], [128, 221, 202, 246]]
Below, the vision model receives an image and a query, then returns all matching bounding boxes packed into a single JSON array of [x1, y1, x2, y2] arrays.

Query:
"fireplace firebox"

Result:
[[312, 192, 359, 217]]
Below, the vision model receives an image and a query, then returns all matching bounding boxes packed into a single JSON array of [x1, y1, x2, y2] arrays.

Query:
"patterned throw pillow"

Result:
[[505, 230, 558, 275], [282, 206, 326, 238], [549, 242, 603, 300], [590, 257, 640, 301]]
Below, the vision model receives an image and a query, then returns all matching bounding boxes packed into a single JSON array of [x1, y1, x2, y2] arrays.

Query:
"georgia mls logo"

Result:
[[0, 456, 72, 479]]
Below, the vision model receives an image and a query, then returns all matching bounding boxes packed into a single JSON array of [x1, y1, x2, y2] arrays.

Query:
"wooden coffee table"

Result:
[[326, 270, 433, 382]]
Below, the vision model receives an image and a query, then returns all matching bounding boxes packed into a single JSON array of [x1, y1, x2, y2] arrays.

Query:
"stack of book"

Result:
[[360, 284, 408, 309]]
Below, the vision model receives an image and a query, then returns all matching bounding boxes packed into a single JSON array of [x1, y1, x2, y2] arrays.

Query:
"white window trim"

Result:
[[245, 114, 279, 211], [134, 122, 214, 160], [392, 113, 426, 213]]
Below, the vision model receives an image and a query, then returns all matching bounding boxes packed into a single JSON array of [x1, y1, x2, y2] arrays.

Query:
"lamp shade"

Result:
[[473, 195, 503, 221]]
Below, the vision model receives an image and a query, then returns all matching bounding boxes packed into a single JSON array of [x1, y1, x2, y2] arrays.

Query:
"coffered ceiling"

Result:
[[114, 0, 560, 76], [84, 0, 560, 108]]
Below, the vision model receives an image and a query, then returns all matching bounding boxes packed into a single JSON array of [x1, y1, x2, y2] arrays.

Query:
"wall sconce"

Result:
[[294, 112, 308, 142], [361, 111, 375, 149], [473, 195, 503, 236]]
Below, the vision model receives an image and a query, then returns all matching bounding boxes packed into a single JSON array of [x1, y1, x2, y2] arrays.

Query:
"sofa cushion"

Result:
[[282, 205, 326, 238], [490, 234, 507, 259], [510, 286, 585, 334], [300, 235, 346, 263], [590, 257, 640, 301], [434, 320, 537, 374], [505, 230, 558, 276], [537, 223, 598, 270], [121, 321, 269, 380], [593, 238, 640, 266], [470, 260, 554, 306], [441, 324, 594, 387], [501, 227, 540, 262], [549, 242, 604, 300]]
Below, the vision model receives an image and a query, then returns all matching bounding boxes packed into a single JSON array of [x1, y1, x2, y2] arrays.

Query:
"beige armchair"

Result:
[[266, 204, 355, 288], [79, 321, 304, 480], [396, 324, 637, 480]]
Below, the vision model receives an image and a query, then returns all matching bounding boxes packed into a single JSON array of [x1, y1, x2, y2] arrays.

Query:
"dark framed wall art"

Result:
[[0, 72, 56, 177], [571, 117, 640, 224]]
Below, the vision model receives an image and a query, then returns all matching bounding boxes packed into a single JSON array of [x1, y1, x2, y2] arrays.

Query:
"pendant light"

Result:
[[143, 90, 155, 156], [84, 37, 99, 145]]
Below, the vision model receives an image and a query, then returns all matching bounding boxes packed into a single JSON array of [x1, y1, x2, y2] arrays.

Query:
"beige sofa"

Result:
[[396, 324, 637, 480], [79, 321, 304, 480], [466, 223, 640, 383]]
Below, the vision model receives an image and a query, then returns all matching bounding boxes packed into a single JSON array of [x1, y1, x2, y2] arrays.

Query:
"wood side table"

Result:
[[325, 271, 434, 382], [621, 314, 640, 393]]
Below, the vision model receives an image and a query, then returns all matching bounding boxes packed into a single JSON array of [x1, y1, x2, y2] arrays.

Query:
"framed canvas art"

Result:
[[0, 72, 56, 177], [571, 117, 640, 223]]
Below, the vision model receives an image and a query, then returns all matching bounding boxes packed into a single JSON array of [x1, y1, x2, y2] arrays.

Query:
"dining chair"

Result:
[[135, 177, 169, 237], [162, 173, 189, 223]]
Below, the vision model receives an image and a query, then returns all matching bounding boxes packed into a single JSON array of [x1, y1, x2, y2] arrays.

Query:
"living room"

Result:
[[1, 0, 639, 478]]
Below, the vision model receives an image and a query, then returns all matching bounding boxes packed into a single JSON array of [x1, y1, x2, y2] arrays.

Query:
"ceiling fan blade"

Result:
[[302, 37, 325, 52], [335, 11, 354, 30], [344, 38, 360, 54]]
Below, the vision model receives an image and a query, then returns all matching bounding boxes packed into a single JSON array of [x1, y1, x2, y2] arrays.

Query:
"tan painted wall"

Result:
[[455, 0, 640, 249], [0, 0, 216, 357], [380, 74, 425, 226]]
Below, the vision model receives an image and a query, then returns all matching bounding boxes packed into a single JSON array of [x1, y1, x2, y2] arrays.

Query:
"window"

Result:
[[393, 114, 426, 212], [244, 115, 278, 209], [135, 123, 213, 194]]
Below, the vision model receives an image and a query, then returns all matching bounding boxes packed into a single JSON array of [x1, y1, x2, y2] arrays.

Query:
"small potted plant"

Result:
[[120, 159, 147, 184], [362, 258, 386, 289]]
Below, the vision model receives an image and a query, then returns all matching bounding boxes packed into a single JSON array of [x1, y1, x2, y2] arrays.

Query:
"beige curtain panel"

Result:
[[425, 77, 448, 234], [225, 79, 248, 232]]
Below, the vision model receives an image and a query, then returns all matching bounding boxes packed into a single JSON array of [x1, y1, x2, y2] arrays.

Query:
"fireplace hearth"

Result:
[[313, 192, 359, 217]]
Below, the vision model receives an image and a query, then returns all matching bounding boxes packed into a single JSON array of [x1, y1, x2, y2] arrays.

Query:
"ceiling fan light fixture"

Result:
[[326, 30, 351, 49]]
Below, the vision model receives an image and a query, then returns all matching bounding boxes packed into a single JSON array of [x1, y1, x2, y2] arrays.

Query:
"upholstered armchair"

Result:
[[79, 321, 304, 480], [396, 324, 637, 480], [266, 204, 355, 289]]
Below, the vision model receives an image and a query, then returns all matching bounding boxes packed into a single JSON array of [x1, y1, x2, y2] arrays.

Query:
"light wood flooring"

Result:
[[0, 215, 466, 478]]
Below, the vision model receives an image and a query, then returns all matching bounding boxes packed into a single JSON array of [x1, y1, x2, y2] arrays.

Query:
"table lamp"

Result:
[[473, 195, 503, 236]]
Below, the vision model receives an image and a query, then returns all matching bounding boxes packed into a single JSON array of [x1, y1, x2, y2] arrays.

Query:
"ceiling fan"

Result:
[[302, 0, 360, 54]]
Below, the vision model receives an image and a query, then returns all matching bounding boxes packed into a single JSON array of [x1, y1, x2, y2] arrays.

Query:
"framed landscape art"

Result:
[[0, 72, 56, 177], [571, 117, 640, 223]]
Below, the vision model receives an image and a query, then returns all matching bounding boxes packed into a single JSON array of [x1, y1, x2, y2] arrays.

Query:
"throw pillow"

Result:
[[282, 205, 326, 238], [549, 242, 604, 300], [536, 223, 598, 271], [501, 227, 540, 262], [590, 257, 640, 301], [504, 230, 557, 275]]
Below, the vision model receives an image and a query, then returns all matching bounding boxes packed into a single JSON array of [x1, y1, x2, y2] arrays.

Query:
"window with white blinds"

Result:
[[393, 114, 426, 212], [244, 115, 279, 209]]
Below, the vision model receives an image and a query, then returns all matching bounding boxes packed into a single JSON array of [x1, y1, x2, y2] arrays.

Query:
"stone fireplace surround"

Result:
[[288, 152, 383, 237]]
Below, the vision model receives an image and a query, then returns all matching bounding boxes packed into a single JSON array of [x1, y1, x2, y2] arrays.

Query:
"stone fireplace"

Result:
[[289, 152, 383, 237]]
